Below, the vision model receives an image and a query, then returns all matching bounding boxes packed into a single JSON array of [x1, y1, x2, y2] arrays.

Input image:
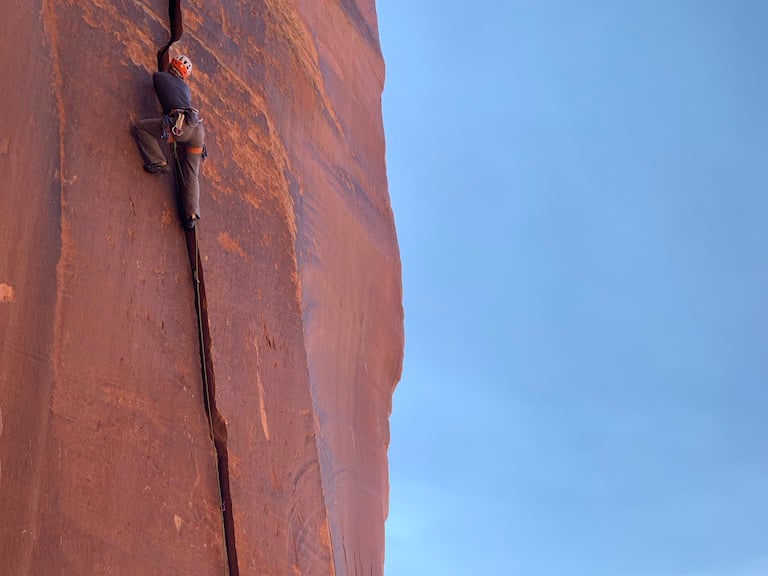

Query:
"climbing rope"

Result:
[[173, 142, 231, 576], [193, 226, 231, 576]]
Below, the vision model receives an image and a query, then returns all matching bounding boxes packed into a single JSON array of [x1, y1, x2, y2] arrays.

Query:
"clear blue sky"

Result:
[[378, 2, 768, 575]]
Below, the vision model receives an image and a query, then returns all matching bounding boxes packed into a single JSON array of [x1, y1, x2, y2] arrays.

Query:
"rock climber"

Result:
[[133, 53, 205, 229]]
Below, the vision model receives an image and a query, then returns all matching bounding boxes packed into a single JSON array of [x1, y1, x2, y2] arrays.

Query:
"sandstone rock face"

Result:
[[0, 1, 402, 575]]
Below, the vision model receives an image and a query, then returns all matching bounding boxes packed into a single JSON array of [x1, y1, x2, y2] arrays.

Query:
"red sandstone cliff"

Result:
[[0, 1, 403, 574]]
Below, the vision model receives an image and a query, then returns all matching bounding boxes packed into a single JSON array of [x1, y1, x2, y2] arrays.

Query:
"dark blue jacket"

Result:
[[153, 71, 200, 125]]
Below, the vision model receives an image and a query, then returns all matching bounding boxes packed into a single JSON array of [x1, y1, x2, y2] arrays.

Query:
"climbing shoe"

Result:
[[144, 161, 170, 174], [184, 217, 196, 229]]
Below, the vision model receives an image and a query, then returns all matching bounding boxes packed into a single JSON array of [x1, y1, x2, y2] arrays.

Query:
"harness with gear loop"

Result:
[[162, 108, 208, 158]]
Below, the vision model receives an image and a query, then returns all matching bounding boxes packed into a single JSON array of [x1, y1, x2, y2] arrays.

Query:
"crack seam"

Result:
[[189, 229, 240, 576]]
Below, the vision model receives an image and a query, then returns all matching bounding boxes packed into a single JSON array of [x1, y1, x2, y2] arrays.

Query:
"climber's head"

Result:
[[170, 54, 193, 79]]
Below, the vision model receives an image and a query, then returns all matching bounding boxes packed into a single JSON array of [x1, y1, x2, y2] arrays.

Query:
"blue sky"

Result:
[[378, 2, 768, 575]]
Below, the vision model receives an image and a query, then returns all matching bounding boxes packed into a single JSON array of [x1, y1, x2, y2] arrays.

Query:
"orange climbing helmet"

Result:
[[170, 54, 193, 78]]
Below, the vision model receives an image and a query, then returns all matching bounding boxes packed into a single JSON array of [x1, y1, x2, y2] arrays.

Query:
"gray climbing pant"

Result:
[[133, 117, 205, 220]]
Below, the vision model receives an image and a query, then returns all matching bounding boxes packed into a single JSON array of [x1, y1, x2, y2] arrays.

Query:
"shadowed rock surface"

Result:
[[0, 1, 402, 574]]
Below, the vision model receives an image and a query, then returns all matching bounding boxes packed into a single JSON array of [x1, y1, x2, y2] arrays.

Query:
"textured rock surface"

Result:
[[0, 1, 402, 574]]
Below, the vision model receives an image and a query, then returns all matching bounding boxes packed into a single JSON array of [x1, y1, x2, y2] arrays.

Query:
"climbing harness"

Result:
[[164, 109, 208, 159], [172, 110, 185, 136], [162, 109, 186, 142]]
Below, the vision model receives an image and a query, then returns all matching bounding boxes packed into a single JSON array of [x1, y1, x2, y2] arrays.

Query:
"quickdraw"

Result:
[[162, 109, 207, 161], [162, 108, 187, 142], [172, 110, 185, 136]]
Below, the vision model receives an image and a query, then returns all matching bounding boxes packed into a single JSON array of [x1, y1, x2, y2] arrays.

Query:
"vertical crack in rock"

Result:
[[185, 230, 240, 576]]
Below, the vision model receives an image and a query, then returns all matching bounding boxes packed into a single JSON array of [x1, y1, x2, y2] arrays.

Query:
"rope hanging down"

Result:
[[173, 143, 234, 576], [192, 228, 232, 576]]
